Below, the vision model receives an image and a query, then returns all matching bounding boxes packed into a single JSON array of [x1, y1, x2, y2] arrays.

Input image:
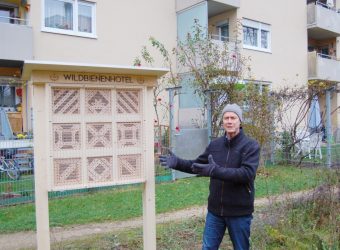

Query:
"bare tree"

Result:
[[135, 22, 339, 166], [273, 80, 338, 165]]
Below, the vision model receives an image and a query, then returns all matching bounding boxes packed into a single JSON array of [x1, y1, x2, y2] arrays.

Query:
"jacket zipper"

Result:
[[221, 143, 230, 216], [246, 183, 251, 194]]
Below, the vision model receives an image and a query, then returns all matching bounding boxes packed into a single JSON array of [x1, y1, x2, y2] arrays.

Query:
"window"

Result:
[[0, 86, 15, 107], [43, 0, 96, 37], [217, 23, 229, 42], [243, 19, 271, 52], [243, 26, 257, 47], [242, 81, 271, 115], [0, 4, 18, 24]]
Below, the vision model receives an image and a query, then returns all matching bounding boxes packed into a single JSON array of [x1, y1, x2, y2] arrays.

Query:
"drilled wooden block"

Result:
[[53, 123, 81, 150], [85, 89, 111, 114], [87, 156, 113, 183], [116, 90, 141, 114], [117, 122, 141, 148], [52, 88, 80, 114], [54, 158, 82, 186], [86, 123, 112, 148], [118, 154, 141, 180]]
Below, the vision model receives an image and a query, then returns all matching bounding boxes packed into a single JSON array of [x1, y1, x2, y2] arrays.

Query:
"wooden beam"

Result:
[[0, 67, 21, 77]]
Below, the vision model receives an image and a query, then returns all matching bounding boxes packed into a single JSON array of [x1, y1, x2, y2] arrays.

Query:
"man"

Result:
[[159, 103, 260, 250]]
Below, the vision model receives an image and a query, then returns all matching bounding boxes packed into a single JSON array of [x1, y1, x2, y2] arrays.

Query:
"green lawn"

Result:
[[0, 165, 337, 233], [50, 191, 338, 250], [276, 143, 340, 165], [0, 174, 34, 193]]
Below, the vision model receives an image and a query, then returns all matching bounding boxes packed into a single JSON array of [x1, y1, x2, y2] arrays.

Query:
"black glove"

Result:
[[191, 154, 219, 177], [159, 150, 178, 169]]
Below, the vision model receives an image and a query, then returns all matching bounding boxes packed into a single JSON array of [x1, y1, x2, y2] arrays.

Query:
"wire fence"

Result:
[[0, 126, 172, 207], [270, 131, 340, 168], [1, 130, 339, 207], [0, 144, 34, 206]]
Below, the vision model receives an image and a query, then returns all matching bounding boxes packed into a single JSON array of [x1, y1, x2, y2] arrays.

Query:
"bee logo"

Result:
[[136, 77, 145, 84], [49, 73, 59, 82]]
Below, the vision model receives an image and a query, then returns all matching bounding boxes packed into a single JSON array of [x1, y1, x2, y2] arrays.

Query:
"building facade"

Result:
[[0, 0, 339, 140]]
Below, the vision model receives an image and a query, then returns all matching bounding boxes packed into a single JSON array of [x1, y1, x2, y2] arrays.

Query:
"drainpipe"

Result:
[[206, 90, 212, 143], [166, 86, 182, 180], [326, 88, 333, 168]]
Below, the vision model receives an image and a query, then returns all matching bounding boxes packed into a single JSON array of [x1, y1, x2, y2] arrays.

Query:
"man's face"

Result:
[[222, 112, 240, 135]]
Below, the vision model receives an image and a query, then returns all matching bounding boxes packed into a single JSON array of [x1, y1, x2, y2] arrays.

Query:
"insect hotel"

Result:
[[22, 61, 167, 250]]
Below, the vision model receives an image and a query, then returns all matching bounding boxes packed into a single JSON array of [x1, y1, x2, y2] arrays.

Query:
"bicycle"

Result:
[[13, 153, 34, 173], [0, 156, 21, 180]]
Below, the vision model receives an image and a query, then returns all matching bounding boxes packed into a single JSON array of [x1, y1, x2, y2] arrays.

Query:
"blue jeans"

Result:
[[202, 211, 253, 250]]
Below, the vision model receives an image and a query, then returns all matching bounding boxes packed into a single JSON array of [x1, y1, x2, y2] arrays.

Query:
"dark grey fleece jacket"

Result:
[[174, 129, 260, 216]]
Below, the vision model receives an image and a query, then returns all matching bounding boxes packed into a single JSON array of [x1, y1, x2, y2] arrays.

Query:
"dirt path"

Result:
[[0, 188, 337, 250]]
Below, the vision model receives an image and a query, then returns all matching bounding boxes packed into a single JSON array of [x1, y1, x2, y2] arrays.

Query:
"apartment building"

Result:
[[177, 0, 308, 128], [0, 0, 339, 140], [307, 0, 340, 140], [0, 0, 177, 134]]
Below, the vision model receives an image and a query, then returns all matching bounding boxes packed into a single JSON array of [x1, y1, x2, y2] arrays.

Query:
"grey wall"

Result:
[[0, 23, 33, 60], [173, 128, 208, 179]]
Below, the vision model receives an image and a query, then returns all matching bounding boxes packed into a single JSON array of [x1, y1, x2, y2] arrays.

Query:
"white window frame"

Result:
[[216, 21, 229, 42], [42, 0, 97, 38], [242, 19, 271, 53], [242, 80, 272, 114]]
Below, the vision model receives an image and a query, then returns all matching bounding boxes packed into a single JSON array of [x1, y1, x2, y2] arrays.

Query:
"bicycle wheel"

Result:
[[28, 157, 34, 173], [4, 159, 21, 180]]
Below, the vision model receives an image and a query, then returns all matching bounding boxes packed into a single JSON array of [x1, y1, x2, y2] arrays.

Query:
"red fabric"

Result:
[[16, 88, 22, 97]]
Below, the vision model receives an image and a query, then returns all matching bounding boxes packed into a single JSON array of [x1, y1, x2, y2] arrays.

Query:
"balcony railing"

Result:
[[176, 0, 240, 13], [308, 51, 340, 82], [0, 16, 28, 25], [209, 34, 240, 52], [316, 53, 337, 60], [210, 34, 230, 42], [307, 1, 340, 37], [315, 1, 337, 10], [0, 16, 33, 61]]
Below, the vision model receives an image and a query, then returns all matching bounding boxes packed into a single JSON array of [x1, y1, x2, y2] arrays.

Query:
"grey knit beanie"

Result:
[[222, 103, 243, 122]]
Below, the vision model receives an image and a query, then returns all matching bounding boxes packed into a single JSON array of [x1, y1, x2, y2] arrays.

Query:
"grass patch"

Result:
[[251, 186, 339, 249], [45, 218, 209, 250], [45, 187, 339, 250], [39, 217, 210, 250], [0, 174, 34, 193], [0, 165, 337, 233], [276, 143, 340, 166]]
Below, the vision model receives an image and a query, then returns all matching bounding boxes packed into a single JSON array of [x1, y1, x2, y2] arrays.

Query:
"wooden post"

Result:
[[142, 86, 156, 250], [33, 84, 51, 250]]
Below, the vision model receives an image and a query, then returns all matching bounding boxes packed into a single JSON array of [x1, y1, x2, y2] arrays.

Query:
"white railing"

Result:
[[0, 139, 33, 150], [209, 34, 241, 45], [316, 0, 339, 13], [210, 34, 230, 42], [0, 16, 28, 25], [317, 53, 338, 60], [308, 51, 340, 81]]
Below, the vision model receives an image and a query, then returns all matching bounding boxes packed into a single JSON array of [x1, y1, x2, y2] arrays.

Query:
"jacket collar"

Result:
[[224, 128, 244, 146]]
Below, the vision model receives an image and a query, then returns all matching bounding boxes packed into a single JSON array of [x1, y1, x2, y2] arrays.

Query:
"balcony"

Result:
[[210, 34, 239, 52], [176, 0, 240, 13], [307, 2, 340, 39], [308, 51, 340, 82], [0, 17, 33, 61]]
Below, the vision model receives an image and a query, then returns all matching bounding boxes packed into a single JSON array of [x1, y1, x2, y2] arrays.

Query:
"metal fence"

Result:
[[263, 130, 340, 168], [0, 142, 34, 206], [274, 143, 340, 167], [1, 129, 339, 207], [1, 125, 173, 207]]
